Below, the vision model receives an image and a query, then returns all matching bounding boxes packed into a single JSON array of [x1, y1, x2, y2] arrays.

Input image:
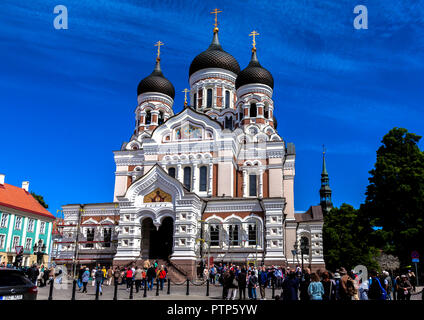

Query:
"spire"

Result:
[[152, 41, 164, 76], [322, 145, 328, 176], [247, 30, 262, 68]]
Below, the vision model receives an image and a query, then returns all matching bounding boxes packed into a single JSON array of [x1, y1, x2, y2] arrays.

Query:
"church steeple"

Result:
[[320, 146, 332, 214]]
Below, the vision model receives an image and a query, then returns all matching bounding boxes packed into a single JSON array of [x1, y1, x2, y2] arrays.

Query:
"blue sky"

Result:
[[0, 0, 423, 216]]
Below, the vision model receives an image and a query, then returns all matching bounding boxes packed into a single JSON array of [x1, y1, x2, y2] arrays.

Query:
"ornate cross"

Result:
[[249, 30, 260, 51], [154, 40, 164, 60], [182, 88, 190, 106], [210, 8, 222, 32]]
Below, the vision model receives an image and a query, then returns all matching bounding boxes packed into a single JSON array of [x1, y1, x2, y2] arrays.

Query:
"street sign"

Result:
[[411, 251, 419, 259], [412, 258, 419, 263], [15, 246, 23, 255]]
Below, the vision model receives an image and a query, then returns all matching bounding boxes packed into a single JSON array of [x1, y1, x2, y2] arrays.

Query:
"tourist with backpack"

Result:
[[368, 270, 387, 300]]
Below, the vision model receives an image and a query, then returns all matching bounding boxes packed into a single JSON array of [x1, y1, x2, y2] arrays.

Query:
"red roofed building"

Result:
[[0, 174, 55, 267]]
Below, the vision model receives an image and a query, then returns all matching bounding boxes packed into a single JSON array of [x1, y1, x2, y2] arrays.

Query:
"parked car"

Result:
[[0, 268, 37, 300]]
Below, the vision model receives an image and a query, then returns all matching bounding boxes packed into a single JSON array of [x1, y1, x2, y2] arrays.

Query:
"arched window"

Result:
[[300, 236, 310, 255], [250, 103, 257, 118], [86, 228, 95, 248], [183, 167, 192, 190], [264, 103, 269, 119], [145, 111, 152, 125], [158, 111, 164, 125], [207, 89, 213, 108], [225, 90, 230, 108], [210, 224, 220, 246], [168, 167, 176, 179], [225, 117, 233, 130], [193, 93, 197, 108], [249, 174, 257, 197], [199, 166, 207, 191], [103, 228, 112, 248], [248, 222, 257, 245]]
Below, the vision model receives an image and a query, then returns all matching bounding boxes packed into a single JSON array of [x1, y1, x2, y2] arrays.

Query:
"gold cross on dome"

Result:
[[210, 8, 222, 32], [182, 88, 190, 106], [249, 30, 260, 51], [154, 41, 164, 60]]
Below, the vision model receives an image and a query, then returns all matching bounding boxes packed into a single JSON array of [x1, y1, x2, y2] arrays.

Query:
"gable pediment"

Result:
[[151, 107, 223, 143]]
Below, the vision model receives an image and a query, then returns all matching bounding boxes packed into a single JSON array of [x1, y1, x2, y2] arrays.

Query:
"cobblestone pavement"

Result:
[[36, 280, 423, 301]]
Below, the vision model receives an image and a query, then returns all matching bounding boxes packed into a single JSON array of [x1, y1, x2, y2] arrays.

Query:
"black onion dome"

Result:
[[235, 50, 274, 90], [189, 32, 240, 77], [137, 59, 175, 99]]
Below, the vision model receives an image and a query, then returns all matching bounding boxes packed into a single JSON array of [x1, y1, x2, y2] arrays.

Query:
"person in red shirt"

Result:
[[158, 266, 167, 290], [126, 268, 133, 291]]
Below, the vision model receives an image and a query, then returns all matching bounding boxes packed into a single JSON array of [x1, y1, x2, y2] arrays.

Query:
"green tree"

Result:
[[363, 128, 424, 266], [30, 191, 48, 209], [323, 203, 378, 271]]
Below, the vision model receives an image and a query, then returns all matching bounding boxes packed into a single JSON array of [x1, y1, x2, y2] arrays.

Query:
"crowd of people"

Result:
[[201, 263, 420, 301], [75, 259, 168, 295], [1, 260, 420, 301]]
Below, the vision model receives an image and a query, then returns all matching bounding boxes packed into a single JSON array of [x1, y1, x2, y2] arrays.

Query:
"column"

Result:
[[192, 163, 198, 193], [208, 163, 213, 196], [212, 85, 217, 108], [177, 164, 183, 184], [242, 169, 247, 197], [202, 87, 206, 109], [259, 170, 263, 198]]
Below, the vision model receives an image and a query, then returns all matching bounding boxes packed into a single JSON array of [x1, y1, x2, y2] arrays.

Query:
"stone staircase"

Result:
[[122, 256, 189, 283]]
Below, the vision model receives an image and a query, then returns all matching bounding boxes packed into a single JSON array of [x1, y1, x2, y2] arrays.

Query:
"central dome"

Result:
[[189, 32, 240, 77]]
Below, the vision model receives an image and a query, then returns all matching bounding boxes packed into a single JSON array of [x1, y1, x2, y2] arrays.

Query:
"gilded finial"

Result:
[[210, 8, 222, 33], [322, 144, 326, 155], [249, 30, 260, 52], [154, 40, 164, 62], [182, 88, 190, 106]]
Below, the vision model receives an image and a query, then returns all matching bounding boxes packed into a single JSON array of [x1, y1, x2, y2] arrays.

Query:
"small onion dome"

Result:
[[189, 31, 240, 77], [235, 50, 274, 90], [137, 59, 175, 99]]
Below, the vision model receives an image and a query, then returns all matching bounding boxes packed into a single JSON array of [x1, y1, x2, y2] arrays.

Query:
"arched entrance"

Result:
[[141, 217, 174, 260]]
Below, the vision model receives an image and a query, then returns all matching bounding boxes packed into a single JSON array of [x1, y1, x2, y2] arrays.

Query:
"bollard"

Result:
[[156, 278, 160, 296], [95, 281, 100, 300], [272, 281, 275, 299], [113, 279, 118, 300], [186, 278, 189, 295], [167, 278, 170, 295], [206, 279, 209, 297], [129, 280, 134, 299], [143, 279, 147, 298], [71, 279, 77, 300], [48, 278, 54, 300]]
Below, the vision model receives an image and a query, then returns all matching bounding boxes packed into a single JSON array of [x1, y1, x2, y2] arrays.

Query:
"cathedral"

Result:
[[53, 12, 331, 279]]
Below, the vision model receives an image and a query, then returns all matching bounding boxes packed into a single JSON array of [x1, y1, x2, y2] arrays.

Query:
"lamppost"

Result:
[[33, 239, 47, 265], [292, 243, 298, 268], [300, 238, 310, 273]]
